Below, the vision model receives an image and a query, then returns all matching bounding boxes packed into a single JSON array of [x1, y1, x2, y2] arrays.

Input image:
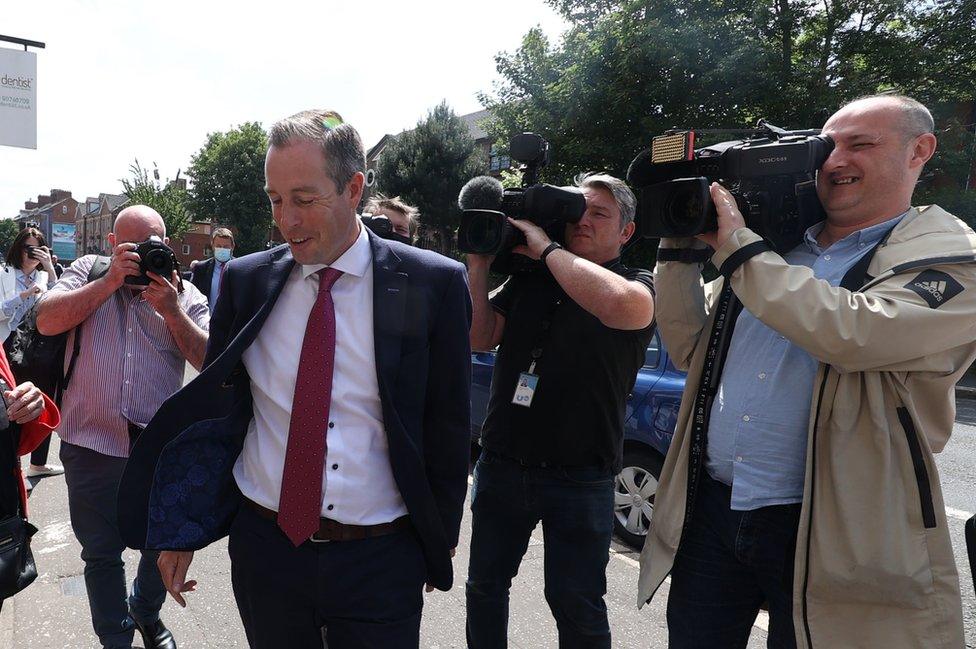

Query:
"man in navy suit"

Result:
[[117, 109, 472, 648]]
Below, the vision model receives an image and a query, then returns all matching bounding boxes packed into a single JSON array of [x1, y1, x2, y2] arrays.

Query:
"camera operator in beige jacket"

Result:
[[639, 94, 976, 648]]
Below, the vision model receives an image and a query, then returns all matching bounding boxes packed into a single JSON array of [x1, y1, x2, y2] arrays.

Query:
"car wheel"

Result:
[[613, 448, 664, 549]]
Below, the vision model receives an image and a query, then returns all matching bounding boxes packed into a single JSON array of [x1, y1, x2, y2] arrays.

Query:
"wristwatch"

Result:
[[540, 241, 563, 263]]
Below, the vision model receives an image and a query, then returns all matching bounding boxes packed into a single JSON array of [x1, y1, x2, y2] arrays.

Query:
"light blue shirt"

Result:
[[706, 213, 907, 510], [209, 260, 227, 312], [2, 268, 44, 333]]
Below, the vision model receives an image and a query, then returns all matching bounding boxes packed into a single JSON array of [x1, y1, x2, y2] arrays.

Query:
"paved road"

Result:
[[3, 403, 975, 648]]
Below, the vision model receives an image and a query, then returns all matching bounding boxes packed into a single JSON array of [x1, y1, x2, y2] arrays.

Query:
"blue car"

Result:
[[470, 330, 687, 548]]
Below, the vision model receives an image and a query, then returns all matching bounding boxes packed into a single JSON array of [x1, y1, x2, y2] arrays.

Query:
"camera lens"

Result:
[[468, 214, 501, 253], [145, 249, 172, 274], [660, 185, 700, 235]]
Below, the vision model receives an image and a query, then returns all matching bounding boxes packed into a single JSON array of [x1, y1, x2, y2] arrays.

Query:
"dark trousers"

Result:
[[60, 442, 166, 649], [667, 473, 802, 649], [465, 449, 614, 649], [29, 433, 52, 466], [228, 502, 427, 649]]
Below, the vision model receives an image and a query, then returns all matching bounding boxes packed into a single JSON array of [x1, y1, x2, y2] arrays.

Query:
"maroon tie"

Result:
[[277, 267, 344, 546]]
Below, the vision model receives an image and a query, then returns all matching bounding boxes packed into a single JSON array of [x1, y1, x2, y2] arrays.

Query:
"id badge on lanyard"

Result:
[[512, 361, 539, 408], [512, 292, 561, 409]]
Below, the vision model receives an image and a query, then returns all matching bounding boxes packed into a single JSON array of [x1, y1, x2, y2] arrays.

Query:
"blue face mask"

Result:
[[214, 248, 232, 263]]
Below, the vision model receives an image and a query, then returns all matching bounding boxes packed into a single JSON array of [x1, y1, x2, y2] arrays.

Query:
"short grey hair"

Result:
[[844, 93, 935, 140], [574, 172, 637, 228], [268, 109, 366, 192]]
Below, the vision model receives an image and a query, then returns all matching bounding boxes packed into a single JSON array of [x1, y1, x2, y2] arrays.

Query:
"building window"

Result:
[[62, 205, 68, 215], [182, 244, 191, 255], [489, 145, 511, 172]]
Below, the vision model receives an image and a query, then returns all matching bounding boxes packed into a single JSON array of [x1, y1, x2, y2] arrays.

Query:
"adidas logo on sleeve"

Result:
[[904, 269, 963, 308]]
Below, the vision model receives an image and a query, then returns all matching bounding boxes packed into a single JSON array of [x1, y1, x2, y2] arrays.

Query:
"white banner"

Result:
[[0, 48, 37, 149]]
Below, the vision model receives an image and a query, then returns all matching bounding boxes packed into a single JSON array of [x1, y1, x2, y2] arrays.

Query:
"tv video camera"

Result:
[[627, 121, 834, 252], [457, 133, 586, 271]]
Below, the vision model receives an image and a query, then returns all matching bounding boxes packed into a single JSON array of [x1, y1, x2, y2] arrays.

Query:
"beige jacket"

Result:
[[638, 206, 976, 648]]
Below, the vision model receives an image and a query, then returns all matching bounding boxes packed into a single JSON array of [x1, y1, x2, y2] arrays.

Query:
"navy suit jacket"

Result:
[[188, 257, 216, 299], [118, 232, 472, 590]]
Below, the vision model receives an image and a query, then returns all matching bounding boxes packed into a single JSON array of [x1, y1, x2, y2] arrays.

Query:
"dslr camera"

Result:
[[457, 133, 586, 259], [126, 236, 178, 286], [627, 121, 834, 252]]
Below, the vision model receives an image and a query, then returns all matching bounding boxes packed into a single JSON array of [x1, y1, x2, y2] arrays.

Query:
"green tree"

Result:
[[377, 102, 488, 254], [482, 0, 976, 233], [187, 122, 270, 255], [0, 219, 20, 257], [120, 160, 192, 239]]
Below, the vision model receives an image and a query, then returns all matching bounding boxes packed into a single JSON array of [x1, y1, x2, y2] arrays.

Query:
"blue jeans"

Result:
[[465, 449, 614, 649], [667, 473, 802, 649], [61, 442, 167, 649]]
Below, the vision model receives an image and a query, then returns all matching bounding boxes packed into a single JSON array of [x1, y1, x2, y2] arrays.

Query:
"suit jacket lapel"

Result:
[[370, 233, 407, 402]]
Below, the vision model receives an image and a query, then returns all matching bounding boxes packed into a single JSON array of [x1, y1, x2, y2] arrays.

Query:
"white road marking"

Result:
[[946, 506, 974, 521], [36, 521, 73, 544]]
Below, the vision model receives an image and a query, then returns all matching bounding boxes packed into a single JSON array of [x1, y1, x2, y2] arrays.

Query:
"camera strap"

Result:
[[656, 248, 712, 264], [682, 281, 743, 536]]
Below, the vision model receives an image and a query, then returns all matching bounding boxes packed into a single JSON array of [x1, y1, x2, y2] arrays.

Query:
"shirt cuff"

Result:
[[1, 294, 23, 315]]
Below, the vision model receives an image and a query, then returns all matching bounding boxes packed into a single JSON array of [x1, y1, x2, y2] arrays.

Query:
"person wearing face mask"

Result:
[[189, 228, 235, 311]]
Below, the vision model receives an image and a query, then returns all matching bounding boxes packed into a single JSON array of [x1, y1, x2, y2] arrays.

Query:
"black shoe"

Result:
[[133, 616, 177, 649]]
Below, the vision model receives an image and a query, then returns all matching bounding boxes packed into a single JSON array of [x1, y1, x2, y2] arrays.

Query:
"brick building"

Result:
[[15, 189, 81, 262], [169, 221, 218, 268], [75, 193, 128, 256]]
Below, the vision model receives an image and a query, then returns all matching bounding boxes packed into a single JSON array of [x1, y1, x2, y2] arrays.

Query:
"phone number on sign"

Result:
[[1, 96, 32, 107]]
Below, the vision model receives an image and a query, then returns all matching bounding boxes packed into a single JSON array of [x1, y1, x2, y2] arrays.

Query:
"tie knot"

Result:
[[316, 267, 344, 293]]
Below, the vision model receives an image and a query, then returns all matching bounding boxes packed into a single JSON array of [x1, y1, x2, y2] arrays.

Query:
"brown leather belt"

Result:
[[243, 498, 411, 543]]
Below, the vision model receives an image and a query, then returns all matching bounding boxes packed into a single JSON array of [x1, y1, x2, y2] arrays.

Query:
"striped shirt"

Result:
[[48, 255, 210, 458]]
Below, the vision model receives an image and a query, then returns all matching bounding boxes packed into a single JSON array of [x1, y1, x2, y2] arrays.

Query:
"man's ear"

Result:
[[164, 237, 170, 246], [346, 172, 366, 209], [620, 220, 636, 245], [108, 232, 116, 249], [910, 133, 937, 170]]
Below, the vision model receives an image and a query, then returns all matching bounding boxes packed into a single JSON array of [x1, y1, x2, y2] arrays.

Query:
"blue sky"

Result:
[[0, 0, 567, 217]]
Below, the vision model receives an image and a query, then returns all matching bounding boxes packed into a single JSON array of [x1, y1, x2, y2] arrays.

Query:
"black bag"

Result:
[[5, 256, 111, 403], [0, 515, 38, 600], [0, 384, 36, 601]]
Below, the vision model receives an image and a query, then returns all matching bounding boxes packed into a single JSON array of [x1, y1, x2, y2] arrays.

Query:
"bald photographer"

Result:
[[638, 94, 976, 649]]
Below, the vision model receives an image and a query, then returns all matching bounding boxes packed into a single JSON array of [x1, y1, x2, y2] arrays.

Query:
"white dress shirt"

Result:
[[233, 225, 408, 524]]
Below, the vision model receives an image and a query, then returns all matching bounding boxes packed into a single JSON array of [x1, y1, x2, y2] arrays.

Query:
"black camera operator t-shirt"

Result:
[[481, 258, 655, 473]]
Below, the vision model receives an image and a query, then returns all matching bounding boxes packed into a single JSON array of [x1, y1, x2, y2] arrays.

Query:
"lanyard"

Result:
[[525, 287, 565, 374]]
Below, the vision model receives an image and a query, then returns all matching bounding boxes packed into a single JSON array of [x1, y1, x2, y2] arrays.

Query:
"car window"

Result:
[[644, 332, 661, 368]]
